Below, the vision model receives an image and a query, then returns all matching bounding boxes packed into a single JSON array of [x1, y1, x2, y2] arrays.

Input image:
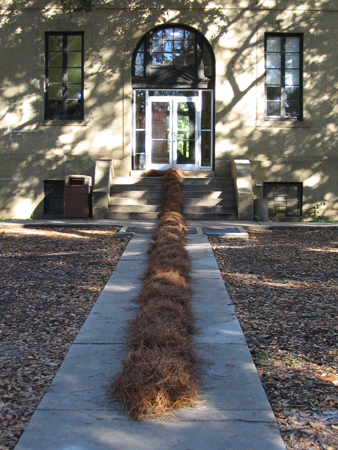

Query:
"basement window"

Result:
[[44, 181, 65, 214], [263, 182, 302, 219]]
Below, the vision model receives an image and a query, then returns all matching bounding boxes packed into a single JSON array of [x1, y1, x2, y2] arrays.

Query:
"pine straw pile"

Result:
[[110, 169, 198, 418]]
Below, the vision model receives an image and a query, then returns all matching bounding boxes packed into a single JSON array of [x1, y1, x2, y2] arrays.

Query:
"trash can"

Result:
[[64, 175, 92, 218]]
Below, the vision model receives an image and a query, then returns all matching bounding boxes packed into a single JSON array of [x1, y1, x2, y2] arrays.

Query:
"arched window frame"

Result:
[[132, 24, 215, 89]]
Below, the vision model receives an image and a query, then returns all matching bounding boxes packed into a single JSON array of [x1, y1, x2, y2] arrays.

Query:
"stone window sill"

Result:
[[255, 119, 312, 128], [41, 120, 85, 126]]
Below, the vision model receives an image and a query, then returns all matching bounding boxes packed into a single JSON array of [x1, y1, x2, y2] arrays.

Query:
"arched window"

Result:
[[133, 25, 215, 88], [132, 25, 215, 171]]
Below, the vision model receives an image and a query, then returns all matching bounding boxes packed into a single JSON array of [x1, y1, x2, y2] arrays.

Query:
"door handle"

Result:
[[167, 132, 176, 142]]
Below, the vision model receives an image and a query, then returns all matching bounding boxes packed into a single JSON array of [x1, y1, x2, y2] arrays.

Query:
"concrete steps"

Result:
[[108, 176, 237, 220]]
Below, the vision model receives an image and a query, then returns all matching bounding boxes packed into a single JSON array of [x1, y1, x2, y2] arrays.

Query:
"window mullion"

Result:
[[196, 36, 203, 79], [281, 38, 286, 119], [145, 34, 151, 78], [62, 35, 67, 118]]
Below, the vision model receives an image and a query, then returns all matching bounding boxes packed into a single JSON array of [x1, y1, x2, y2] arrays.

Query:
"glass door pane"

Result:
[[150, 101, 170, 165], [175, 101, 196, 165]]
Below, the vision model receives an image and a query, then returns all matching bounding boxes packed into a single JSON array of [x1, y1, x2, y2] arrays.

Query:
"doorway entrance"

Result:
[[132, 25, 215, 172], [134, 89, 213, 171], [147, 95, 200, 170]]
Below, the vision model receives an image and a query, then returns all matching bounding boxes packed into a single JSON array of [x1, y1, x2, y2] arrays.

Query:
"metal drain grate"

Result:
[[203, 226, 248, 239], [126, 227, 154, 234]]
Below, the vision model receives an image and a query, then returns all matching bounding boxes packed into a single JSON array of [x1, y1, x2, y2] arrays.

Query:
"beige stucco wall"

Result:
[[0, 0, 337, 219]]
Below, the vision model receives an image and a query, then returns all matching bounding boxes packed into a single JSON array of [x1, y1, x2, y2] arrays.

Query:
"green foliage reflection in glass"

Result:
[[177, 102, 195, 160], [151, 28, 195, 66]]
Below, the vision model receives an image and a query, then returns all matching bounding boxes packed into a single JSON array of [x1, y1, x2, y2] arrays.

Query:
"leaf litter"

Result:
[[0, 226, 131, 450], [209, 229, 338, 450]]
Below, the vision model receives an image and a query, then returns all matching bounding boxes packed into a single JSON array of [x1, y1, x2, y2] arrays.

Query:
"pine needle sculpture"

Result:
[[110, 169, 198, 418]]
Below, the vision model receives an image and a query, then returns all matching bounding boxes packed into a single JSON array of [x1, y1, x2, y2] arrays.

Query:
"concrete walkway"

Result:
[[14, 225, 288, 450], [1, 218, 338, 230]]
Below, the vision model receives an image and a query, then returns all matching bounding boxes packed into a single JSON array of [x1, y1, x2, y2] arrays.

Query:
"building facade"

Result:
[[0, 0, 337, 220]]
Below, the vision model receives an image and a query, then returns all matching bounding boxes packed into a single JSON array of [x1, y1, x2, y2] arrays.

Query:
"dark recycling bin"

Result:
[[64, 175, 92, 218]]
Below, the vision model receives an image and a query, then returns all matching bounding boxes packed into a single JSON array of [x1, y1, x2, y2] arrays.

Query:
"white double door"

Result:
[[146, 95, 201, 171]]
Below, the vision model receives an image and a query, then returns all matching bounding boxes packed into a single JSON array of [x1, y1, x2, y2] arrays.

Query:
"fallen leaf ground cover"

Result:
[[0, 226, 131, 450], [209, 229, 338, 450]]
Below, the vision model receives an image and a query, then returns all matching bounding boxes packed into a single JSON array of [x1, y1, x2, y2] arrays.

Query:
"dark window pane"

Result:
[[177, 138, 195, 164], [67, 85, 82, 100], [265, 34, 302, 120], [49, 198, 61, 211], [203, 52, 211, 64], [49, 85, 63, 100], [202, 90, 212, 129], [67, 35, 82, 51], [68, 68, 82, 83], [66, 99, 81, 116], [267, 86, 281, 101], [185, 53, 195, 65], [285, 86, 300, 102], [173, 52, 183, 64], [49, 36, 63, 52], [49, 68, 63, 83], [201, 131, 211, 166], [134, 152, 145, 170], [48, 100, 62, 116], [46, 33, 84, 120], [135, 91, 146, 129], [149, 90, 198, 96], [267, 101, 281, 116], [67, 52, 82, 67], [185, 41, 195, 51], [285, 100, 300, 118], [44, 181, 64, 214], [49, 52, 63, 67], [204, 65, 212, 77], [152, 53, 163, 65], [136, 130, 145, 153]]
